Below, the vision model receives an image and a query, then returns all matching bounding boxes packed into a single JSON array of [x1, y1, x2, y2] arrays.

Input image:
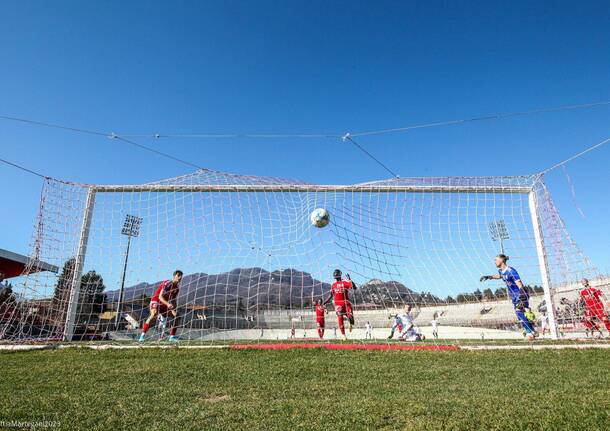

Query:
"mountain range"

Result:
[[105, 268, 442, 308]]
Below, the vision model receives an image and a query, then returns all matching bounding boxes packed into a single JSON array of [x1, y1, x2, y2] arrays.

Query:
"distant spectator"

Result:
[[365, 321, 373, 339], [430, 317, 439, 339], [538, 312, 550, 337]]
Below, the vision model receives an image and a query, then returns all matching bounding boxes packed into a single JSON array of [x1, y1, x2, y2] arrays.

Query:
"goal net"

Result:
[[1, 169, 604, 343]]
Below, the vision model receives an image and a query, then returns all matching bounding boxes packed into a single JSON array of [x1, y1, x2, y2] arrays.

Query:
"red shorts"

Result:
[[150, 301, 173, 315], [334, 302, 353, 316], [585, 307, 606, 319], [316, 319, 325, 328]]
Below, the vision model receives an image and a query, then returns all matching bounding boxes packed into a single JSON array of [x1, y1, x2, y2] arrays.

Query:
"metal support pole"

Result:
[[63, 188, 96, 341], [528, 191, 559, 339], [115, 235, 132, 330]]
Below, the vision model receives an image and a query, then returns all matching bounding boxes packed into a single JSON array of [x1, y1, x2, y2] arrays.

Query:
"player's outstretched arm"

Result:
[[480, 275, 501, 282], [323, 292, 333, 305], [346, 273, 357, 289]]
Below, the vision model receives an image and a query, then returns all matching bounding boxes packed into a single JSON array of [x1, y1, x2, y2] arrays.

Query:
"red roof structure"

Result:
[[0, 248, 58, 279]]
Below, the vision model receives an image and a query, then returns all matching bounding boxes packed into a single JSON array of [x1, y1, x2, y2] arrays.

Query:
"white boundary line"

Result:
[[1, 343, 610, 352], [0, 344, 230, 351], [460, 344, 610, 350]]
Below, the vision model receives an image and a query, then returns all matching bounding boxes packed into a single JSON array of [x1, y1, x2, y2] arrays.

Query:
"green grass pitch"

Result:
[[1, 348, 609, 430]]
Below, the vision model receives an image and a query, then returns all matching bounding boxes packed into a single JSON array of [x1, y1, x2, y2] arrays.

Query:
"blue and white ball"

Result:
[[310, 208, 330, 228]]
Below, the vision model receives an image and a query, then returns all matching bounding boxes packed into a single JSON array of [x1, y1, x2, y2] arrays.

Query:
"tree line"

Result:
[[52, 257, 107, 324], [446, 285, 545, 304]]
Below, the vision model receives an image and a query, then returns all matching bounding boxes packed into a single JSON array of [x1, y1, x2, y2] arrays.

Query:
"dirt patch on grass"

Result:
[[200, 394, 231, 404]]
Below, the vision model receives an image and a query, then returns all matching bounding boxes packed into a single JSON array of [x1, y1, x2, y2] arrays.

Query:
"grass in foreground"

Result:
[[0, 348, 609, 430]]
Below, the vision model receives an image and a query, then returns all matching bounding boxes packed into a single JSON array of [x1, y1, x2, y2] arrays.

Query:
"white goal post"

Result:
[[528, 191, 558, 339], [64, 180, 551, 341]]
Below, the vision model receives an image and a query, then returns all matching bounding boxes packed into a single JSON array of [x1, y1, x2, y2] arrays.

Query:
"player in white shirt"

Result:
[[156, 313, 167, 337], [430, 318, 439, 339], [365, 321, 373, 339], [538, 312, 549, 337], [388, 305, 425, 341]]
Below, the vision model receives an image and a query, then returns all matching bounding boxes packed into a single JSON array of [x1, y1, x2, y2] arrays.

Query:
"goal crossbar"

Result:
[[91, 184, 534, 194]]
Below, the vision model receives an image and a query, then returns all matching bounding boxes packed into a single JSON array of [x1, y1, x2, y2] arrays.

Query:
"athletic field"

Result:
[[1, 346, 609, 430]]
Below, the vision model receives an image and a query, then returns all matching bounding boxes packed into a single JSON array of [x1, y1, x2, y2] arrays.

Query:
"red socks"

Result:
[[337, 315, 345, 335]]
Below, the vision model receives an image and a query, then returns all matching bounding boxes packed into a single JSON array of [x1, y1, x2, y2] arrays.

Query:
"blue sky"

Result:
[[1, 0, 610, 277]]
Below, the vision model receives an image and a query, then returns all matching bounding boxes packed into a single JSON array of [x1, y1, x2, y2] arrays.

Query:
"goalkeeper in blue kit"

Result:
[[480, 254, 537, 340]]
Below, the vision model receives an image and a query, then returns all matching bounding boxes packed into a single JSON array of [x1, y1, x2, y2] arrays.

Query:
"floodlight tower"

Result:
[[115, 214, 142, 329], [489, 220, 509, 254]]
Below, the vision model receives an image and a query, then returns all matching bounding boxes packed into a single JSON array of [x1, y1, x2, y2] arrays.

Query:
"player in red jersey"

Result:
[[314, 299, 328, 339], [579, 278, 610, 336], [138, 270, 183, 342], [324, 269, 357, 340]]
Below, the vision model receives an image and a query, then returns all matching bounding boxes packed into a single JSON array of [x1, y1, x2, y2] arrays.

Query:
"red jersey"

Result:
[[580, 287, 603, 309], [151, 280, 180, 303], [331, 280, 353, 305], [315, 304, 325, 320]]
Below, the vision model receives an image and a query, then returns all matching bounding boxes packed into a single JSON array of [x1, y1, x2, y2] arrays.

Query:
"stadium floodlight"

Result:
[[488, 219, 510, 254], [121, 214, 142, 237], [116, 214, 142, 329]]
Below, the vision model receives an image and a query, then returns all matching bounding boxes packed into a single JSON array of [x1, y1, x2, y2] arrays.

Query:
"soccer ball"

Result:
[[310, 208, 330, 228]]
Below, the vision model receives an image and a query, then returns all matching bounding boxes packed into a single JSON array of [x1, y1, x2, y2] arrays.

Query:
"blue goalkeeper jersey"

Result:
[[499, 266, 527, 303]]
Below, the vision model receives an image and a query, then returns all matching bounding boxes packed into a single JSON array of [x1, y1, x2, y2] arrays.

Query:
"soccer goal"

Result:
[[0, 169, 601, 343]]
